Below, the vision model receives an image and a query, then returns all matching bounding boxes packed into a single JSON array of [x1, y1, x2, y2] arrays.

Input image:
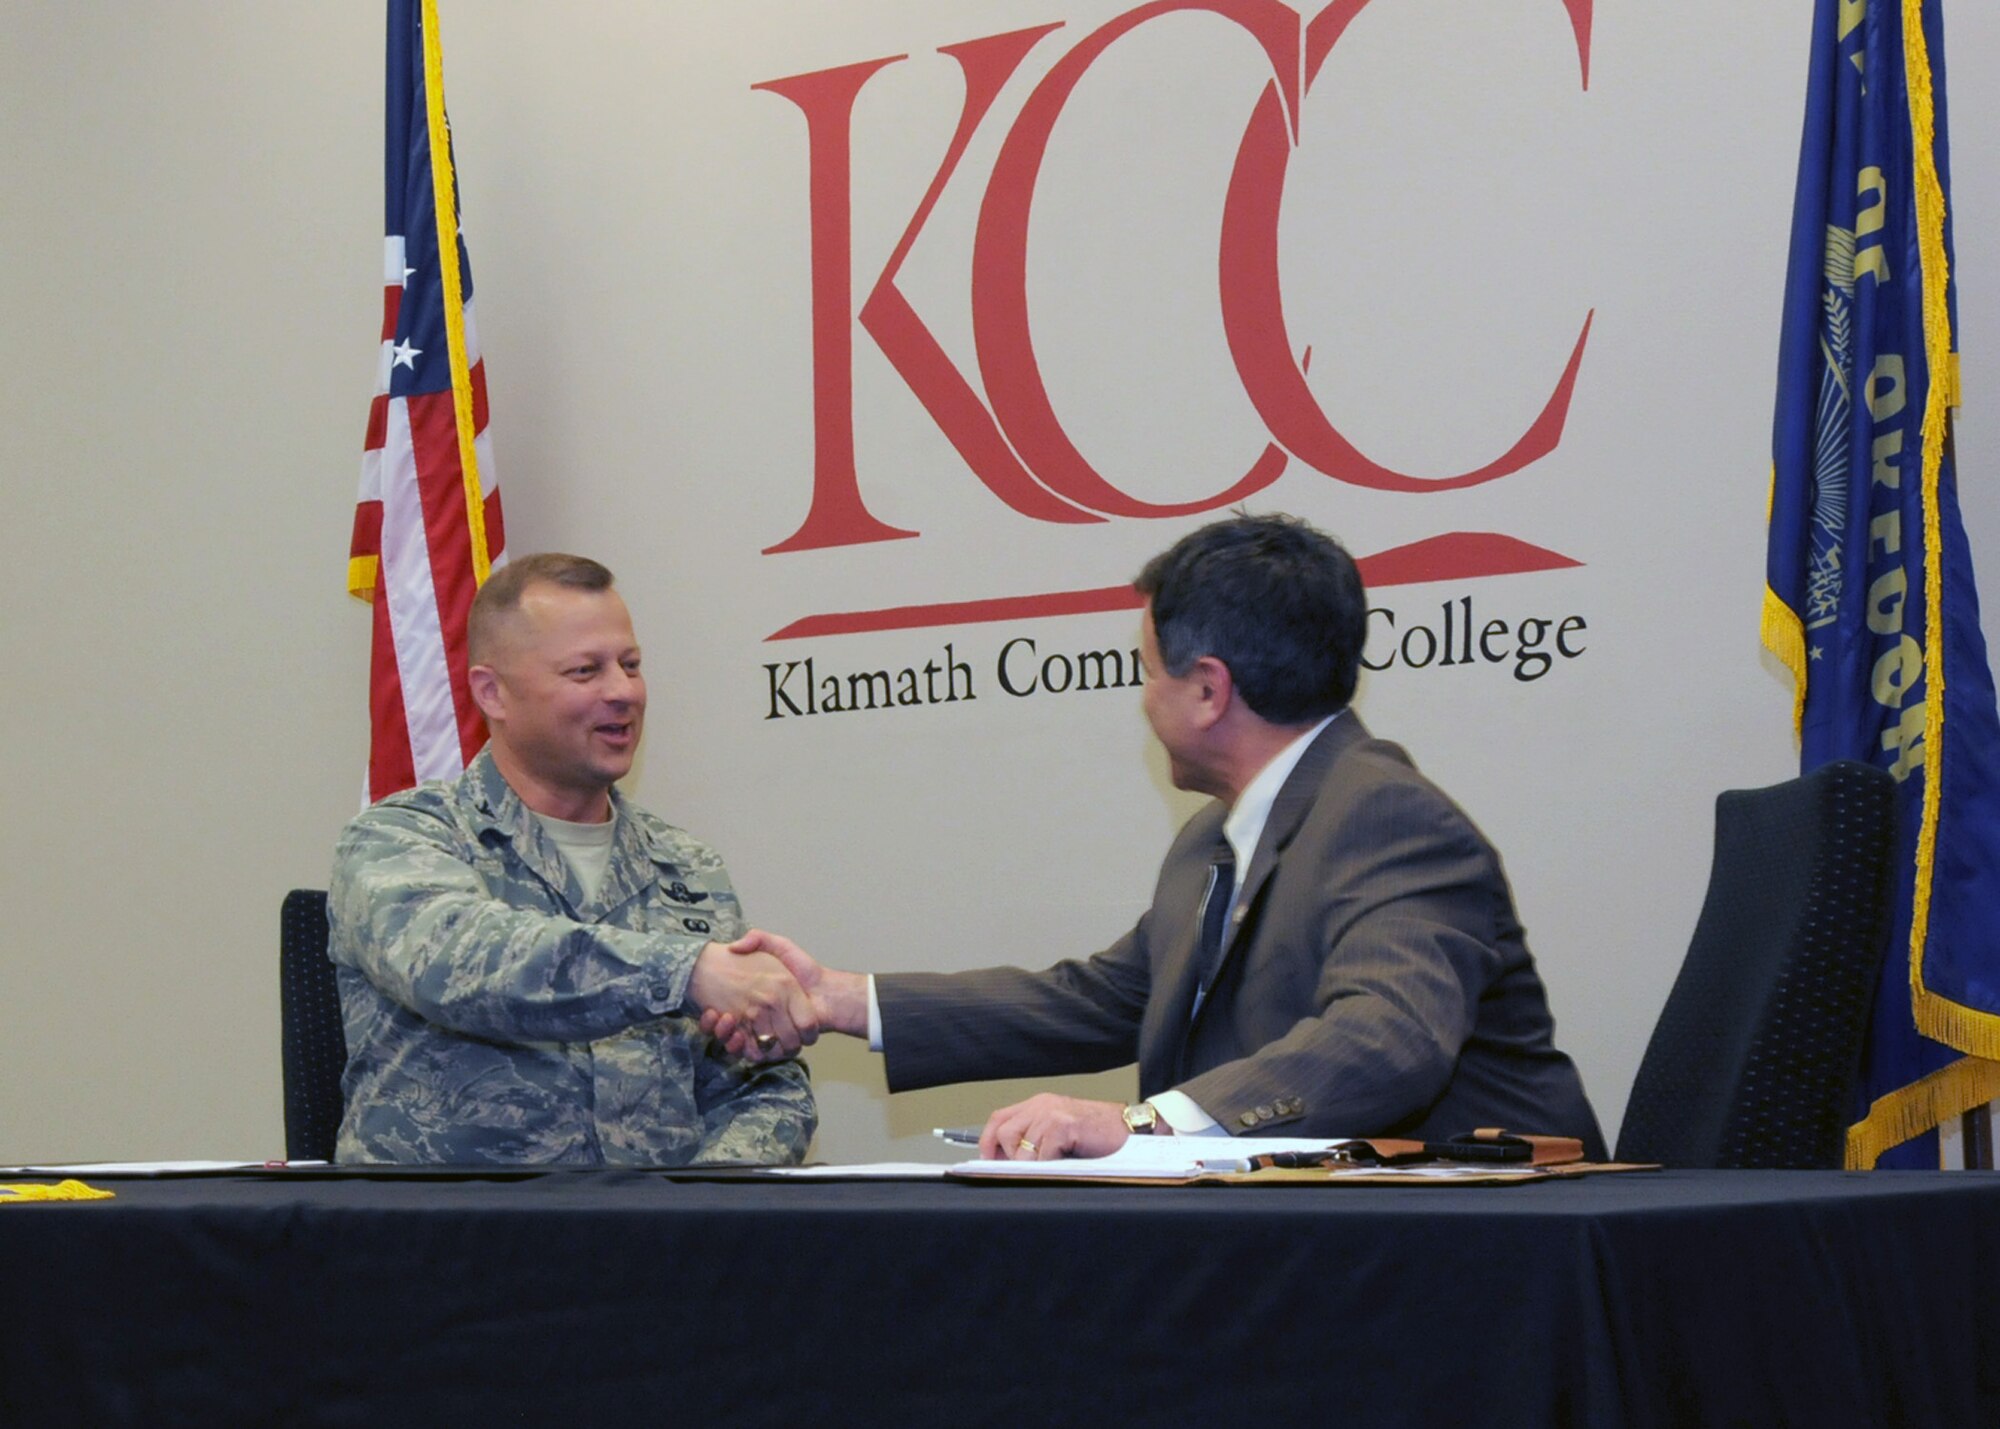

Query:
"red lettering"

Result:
[[857, 27, 1102, 534], [753, 57, 922, 553], [756, 0, 1597, 547], [1217, 0, 1594, 493], [760, 29, 1100, 554], [972, 1, 1302, 516]]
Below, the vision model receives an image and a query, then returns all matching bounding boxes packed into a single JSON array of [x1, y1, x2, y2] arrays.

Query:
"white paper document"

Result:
[[949, 1135, 1357, 1179]]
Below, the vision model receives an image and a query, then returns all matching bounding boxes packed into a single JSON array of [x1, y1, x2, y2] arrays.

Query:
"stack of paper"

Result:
[[950, 1136, 1356, 1179]]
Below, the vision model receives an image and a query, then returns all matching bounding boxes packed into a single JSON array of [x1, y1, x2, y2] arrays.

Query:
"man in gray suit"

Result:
[[711, 514, 1603, 1161]]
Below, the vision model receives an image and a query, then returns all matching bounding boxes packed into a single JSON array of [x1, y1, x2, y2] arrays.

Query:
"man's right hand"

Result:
[[699, 930, 868, 1056], [686, 943, 820, 1060]]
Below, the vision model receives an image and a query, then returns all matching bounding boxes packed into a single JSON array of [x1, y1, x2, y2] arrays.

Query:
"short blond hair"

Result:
[[467, 554, 615, 665]]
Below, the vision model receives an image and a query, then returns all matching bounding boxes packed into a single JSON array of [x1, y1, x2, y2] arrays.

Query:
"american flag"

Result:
[[349, 0, 505, 803]]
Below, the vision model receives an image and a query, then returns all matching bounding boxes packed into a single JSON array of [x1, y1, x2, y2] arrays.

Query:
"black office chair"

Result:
[[1614, 759, 1896, 1169], [280, 888, 348, 1162]]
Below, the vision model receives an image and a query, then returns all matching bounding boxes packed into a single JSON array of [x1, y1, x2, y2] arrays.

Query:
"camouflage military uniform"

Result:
[[328, 750, 816, 1165]]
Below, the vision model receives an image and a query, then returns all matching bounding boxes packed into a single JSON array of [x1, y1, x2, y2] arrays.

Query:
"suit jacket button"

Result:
[[1255, 1105, 1274, 1121], [1239, 1111, 1259, 1129]]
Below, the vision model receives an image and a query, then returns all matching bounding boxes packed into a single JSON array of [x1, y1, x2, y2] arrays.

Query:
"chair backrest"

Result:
[[280, 888, 347, 1162], [1615, 759, 1895, 1169]]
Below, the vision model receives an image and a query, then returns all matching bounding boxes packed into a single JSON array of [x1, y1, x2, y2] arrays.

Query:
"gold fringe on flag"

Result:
[[348, 553, 380, 603], [1898, 0, 2000, 1060], [1848, 1055, 2000, 1167], [419, 0, 493, 588], [1761, 581, 1808, 741]]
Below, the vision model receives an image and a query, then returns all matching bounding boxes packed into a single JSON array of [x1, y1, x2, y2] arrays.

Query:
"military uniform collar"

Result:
[[462, 749, 672, 918], [464, 747, 525, 830]]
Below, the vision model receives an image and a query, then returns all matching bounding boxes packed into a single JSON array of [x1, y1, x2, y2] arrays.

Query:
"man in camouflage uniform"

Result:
[[329, 553, 817, 1165]]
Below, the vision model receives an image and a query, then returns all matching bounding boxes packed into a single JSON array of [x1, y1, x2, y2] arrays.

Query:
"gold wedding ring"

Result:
[[1017, 1137, 1038, 1155], [754, 1033, 778, 1051]]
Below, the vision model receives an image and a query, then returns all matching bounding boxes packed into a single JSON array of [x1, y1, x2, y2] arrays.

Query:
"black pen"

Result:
[[932, 1127, 983, 1146]]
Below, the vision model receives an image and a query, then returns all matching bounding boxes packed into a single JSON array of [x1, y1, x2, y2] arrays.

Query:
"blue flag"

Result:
[[1766, 0, 2000, 1168]]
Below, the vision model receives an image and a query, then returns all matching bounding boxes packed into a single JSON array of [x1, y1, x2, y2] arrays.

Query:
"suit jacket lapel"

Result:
[[1187, 714, 1365, 1036]]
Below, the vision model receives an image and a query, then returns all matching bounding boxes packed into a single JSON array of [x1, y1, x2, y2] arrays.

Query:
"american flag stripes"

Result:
[[349, 0, 505, 803]]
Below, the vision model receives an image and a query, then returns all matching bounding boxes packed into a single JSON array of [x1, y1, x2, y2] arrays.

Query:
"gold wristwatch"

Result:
[[1121, 1102, 1162, 1135]]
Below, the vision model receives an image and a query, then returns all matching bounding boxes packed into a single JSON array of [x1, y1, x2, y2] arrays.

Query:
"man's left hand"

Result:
[[977, 1094, 1130, 1161]]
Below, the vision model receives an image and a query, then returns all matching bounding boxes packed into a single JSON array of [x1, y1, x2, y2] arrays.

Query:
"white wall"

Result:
[[4, 1, 1998, 1163]]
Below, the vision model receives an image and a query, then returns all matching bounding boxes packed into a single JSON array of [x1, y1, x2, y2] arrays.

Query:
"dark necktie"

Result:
[[1190, 855, 1236, 1021]]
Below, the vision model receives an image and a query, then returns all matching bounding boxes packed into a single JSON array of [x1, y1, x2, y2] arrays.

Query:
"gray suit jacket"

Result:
[[877, 714, 1604, 1153]]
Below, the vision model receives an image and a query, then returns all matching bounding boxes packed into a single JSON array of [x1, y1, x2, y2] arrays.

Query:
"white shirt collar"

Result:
[[1220, 711, 1340, 880]]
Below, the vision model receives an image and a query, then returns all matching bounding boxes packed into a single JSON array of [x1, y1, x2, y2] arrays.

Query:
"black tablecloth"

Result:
[[3, 1168, 1997, 1427]]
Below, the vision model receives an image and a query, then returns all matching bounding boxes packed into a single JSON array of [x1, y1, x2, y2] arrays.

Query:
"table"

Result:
[[3, 1168, 1997, 1426]]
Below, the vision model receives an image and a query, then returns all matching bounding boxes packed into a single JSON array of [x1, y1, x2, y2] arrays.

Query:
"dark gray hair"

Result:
[[1134, 514, 1365, 722]]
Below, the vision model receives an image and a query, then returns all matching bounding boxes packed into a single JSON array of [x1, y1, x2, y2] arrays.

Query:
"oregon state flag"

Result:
[[1765, 0, 2000, 1168]]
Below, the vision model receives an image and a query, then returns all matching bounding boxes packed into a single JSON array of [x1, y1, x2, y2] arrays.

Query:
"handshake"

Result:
[[685, 931, 1143, 1162], [686, 930, 864, 1059]]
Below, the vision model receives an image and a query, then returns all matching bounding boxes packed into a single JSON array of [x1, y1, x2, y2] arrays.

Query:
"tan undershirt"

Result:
[[533, 810, 617, 905]]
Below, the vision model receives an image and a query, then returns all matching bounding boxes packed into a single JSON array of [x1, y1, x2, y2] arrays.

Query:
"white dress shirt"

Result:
[[868, 712, 1339, 1138]]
